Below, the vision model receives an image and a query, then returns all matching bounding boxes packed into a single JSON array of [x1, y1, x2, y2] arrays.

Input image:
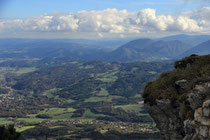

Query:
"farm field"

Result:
[[0, 58, 171, 139]]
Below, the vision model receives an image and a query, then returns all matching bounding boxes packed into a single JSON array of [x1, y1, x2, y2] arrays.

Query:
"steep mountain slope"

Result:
[[181, 40, 210, 57], [143, 55, 210, 140], [107, 39, 192, 61]]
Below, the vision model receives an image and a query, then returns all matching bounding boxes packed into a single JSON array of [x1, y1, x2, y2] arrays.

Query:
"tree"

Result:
[[0, 125, 25, 140]]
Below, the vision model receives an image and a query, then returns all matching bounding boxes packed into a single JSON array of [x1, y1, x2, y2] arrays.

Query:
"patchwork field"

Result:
[[0, 58, 171, 139]]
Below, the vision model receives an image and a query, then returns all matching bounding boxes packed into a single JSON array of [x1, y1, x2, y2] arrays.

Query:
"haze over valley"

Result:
[[0, 0, 210, 140]]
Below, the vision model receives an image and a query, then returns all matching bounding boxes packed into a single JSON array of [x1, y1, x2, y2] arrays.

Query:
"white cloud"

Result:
[[98, 33, 104, 38], [120, 34, 125, 38], [0, 7, 210, 38], [135, 9, 175, 31], [172, 16, 202, 32]]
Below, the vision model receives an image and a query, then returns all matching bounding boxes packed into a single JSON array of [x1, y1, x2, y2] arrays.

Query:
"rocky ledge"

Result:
[[143, 55, 210, 140]]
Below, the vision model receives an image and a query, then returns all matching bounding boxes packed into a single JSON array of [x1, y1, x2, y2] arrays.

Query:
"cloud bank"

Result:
[[0, 7, 210, 38]]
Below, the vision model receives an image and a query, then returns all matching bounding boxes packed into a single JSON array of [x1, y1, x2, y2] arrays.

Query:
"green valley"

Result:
[[0, 57, 172, 139]]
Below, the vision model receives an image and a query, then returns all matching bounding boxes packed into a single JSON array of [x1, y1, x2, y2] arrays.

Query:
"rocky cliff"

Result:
[[143, 55, 210, 140]]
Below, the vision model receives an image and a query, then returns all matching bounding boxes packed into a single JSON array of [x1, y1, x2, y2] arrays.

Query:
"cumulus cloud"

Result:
[[0, 7, 210, 37], [135, 9, 175, 31]]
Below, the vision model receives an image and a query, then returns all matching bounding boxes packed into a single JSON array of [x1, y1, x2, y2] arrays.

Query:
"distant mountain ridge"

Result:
[[0, 35, 210, 62], [180, 40, 210, 57], [0, 39, 109, 60], [107, 39, 192, 61], [159, 34, 210, 46]]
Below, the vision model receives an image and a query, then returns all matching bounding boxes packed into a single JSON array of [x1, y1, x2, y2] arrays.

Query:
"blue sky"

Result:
[[0, 0, 206, 18], [0, 0, 210, 38]]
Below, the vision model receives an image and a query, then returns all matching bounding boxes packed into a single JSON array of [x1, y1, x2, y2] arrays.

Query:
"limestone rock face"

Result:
[[144, 99, 184, 140], [144, 83, 210, 140]]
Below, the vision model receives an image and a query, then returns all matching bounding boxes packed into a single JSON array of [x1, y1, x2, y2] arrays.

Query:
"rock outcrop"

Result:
[[143, 55, 210, 140], [145, 99, 185, 140], [145, 83, 210, 140]]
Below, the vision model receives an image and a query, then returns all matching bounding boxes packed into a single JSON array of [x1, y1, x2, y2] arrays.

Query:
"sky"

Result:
[[0, 0, 210, 38], [0, 0, 203, 18]]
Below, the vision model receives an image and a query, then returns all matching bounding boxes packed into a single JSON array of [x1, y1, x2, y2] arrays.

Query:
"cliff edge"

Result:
[[143, 55, 210, 140]]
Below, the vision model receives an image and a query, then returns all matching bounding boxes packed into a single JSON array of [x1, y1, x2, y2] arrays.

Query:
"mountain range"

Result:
[[0, 34, 209, 62], [158, 34, 210, 46], [107, 39, 192, 61], [180, 40, 210, 57]]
